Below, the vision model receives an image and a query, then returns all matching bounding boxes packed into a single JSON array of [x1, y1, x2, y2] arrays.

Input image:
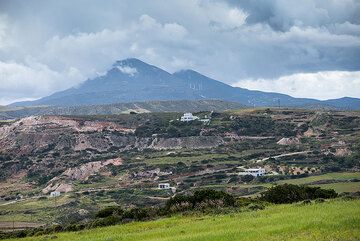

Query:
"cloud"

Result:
[[116, 66, 138, 76], [205, 2, 248, 30], [235, 71, 360, 100], [0, 15, 7, 48], [0, 60, 84, 104], [0, 0, 359, 104]]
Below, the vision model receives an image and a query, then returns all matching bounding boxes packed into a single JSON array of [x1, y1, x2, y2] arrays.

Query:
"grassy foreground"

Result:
[[6, 199, 360, 241]]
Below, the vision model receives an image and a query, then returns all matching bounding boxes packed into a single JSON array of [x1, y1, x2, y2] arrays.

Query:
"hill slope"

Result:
[[10, 58, 360, 109], [5, 199, 359, 241], [0, 100, 244, 120]]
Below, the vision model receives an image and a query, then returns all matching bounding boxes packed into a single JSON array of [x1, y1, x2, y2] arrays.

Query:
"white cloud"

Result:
[[205, 2, 248, 30], [235, 71, 360, 100], [116, 66, 137, 76], [0, 60, 84, 104], [0, 0, 359, 104], [0, 15, 7, 48]]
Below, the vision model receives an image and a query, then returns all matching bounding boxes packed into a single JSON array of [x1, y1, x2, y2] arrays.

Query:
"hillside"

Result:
[[10, 58, 360, 110], [0, 100, 244, 120], [0, 108, 359, 227], [4, 199, 360, 241]]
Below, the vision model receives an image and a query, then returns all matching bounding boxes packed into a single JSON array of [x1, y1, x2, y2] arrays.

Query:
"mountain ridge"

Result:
[[9, 58, 360, 110], [0, 100, 245, 120]]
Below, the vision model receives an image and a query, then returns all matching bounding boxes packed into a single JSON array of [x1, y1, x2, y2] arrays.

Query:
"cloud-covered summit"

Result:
[[0, 0, 359, 104]]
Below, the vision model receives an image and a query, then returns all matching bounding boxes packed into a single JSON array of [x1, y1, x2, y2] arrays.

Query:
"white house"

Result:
[[180, 113, 199, 122], [199, 118, 210, 124], [50, 191, 61, 197], [158, 183, 171, 189], [238, 168, 266, 177]]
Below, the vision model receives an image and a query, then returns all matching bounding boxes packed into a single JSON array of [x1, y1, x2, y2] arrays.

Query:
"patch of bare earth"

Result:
[[42, 158, 123, 193]]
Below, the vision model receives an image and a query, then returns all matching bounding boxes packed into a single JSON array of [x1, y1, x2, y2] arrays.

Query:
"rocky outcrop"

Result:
[[0, 116, 224, 156], [63, 158, 122, 181], [42, 158, 123, 193], [0, 116, 134, 155], [277, 137, 300, 145], [42, 183, 73, 194], [303, 128, 318, 137], [335, 147, 352, 157]]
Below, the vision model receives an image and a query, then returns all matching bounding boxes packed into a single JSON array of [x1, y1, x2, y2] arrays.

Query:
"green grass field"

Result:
[[277, 172, 360, 185], [276, 172, 360, 193], [0, 195, 73, 223], [310, 182, 360, 193], [6, 199, 360, 241]]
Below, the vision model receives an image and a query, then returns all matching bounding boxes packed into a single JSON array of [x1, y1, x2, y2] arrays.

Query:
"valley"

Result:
[[2, 1, 360, 240], [0, 108, 359, 233]]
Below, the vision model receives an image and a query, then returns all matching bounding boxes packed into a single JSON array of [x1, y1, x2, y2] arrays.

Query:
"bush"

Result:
[[95, 206, 124, 218], [122, 208, 150, 221], [261, 184, 337, 204], [247, 203, 265, 210], [89, 216, 120, 228], [165, 189, 236, 212], [241, 175, 254, 183]]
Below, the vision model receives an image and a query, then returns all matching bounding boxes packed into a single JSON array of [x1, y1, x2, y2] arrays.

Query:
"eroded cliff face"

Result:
[[42, 158, 123, 194], [0, 116, 135, 155], [0, 116, 224, 194], [0, 116, 222, 156]]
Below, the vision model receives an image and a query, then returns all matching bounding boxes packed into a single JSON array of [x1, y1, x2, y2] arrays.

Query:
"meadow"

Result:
[[5, 199, 360, 241], [277, 172, 360, 193]]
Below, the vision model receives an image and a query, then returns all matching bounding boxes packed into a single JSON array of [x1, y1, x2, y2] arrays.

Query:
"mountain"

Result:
[[0, 100, 245, 120], [322, 97, 360, 110], [173, 70, 319, 107], [10, 58, 360, 110]]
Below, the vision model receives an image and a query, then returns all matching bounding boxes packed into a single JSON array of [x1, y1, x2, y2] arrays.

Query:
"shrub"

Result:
[[165, 189, 236, 212], [247, 203, 265, 210], [241, 175, 254, 183], [89, 216, 120, 228], [122, 208, 150, 221], [95, 206, 123, 218], [261, 184, 337, 204]]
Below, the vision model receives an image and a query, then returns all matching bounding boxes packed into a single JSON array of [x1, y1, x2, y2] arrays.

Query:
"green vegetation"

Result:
[[277, 172, 360, 193], [230, 116, 296, 137], [261, 184, 337, 204], [4, 199, 359, 241], [310, 182, 360, 193], [1, 108, 360, 239], [1, 186, 340, 239], [277, 172, 360, 185]]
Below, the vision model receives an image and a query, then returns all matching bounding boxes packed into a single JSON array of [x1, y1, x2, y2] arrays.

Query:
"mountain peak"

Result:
[[114, 58, 145, 66], [175, 69, 201, 75], [174, 69, 209, 81], [112, 58, 170, 76]]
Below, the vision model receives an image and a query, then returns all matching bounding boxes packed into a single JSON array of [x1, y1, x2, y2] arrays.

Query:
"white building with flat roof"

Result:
[[180, 113, 199, 122], [158, 183, 171, 189], [238, 168, 266, 177]]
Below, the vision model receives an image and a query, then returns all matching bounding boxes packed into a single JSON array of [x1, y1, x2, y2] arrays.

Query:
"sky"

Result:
[[0, 0, 359, 105]]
